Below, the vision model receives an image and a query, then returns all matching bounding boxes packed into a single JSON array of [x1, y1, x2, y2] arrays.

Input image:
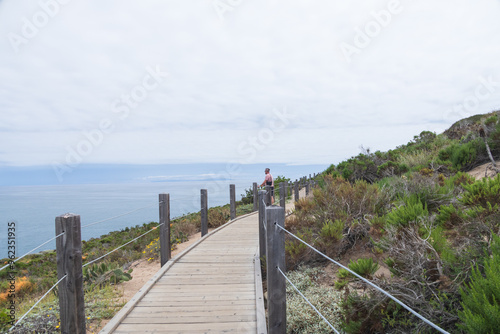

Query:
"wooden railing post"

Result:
[[265, 185, 272, 206], [306, 181, 310, 196], [294, 181, 299, 202], [258, 190, 266, 261], [253, 182, 258, 212], [265, 206, 286, 334], [201, 189, 208, 236], [230, 184, 236, 220], [279, 182, 285, 209], [159, 193, 171, 266], [55, 214, 86, 334]]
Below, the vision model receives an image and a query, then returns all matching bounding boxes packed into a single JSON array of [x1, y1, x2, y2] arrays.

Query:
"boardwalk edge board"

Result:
[[99, 211, 258, 334], [254, 255, 268, 334]]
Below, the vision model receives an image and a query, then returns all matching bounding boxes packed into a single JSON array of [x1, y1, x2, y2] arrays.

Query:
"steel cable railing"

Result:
[[275, 223, 451, 334], [83, 222, 164, 268], [0, 232, 66, 273], [82, 202, 160, 229], [8, 274, 67, 332]]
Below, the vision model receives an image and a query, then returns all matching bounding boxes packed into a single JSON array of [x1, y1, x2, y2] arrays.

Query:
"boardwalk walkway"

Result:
[[100, 211, 266, 334]]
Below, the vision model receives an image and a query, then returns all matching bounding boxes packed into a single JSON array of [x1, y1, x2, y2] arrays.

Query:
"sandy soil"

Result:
[[468, 162, 498, 180]]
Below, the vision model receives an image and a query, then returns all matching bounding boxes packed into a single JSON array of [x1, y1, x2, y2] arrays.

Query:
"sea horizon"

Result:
[[0, 162, 327, 258]]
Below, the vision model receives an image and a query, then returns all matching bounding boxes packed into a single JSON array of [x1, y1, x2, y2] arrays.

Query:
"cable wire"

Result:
[[82, 202, 159, 229], [83, 223, 163, 268], [278, 267, 340, 334], [275, 224, 450, 334], [9, 274, 67, 332], [0, 232, 65, 273]]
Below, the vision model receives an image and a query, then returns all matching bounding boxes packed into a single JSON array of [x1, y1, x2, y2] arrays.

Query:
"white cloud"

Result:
[[1, 0, 500, 168]]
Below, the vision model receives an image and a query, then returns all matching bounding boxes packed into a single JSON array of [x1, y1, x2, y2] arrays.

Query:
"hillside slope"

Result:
[[286, 111, 500, 334]]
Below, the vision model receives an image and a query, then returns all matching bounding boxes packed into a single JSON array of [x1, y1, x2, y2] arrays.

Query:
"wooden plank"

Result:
[[254, 256, 267, 334], [145, 284, 254, 292], [134, 300, 256, 307], [113, 322, 256, 333], [122, 314, 255, 324], [140, 294, 255, 301], [129, 306, 256, 314]]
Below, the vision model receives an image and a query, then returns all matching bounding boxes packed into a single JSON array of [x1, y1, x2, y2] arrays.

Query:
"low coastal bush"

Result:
[[458, 234, 500, 333], [385, 195, 428, 227], [286, 267, 343, 334]]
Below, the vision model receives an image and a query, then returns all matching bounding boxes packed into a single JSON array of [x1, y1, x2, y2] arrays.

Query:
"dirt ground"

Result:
[[467, 162, 498, 180]]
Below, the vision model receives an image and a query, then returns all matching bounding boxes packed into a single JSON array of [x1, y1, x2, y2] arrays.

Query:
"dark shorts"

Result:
[[266, 182, 274, 197]]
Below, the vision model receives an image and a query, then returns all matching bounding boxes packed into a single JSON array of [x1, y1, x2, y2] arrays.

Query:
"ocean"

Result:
[[0, 163, 327, 258]]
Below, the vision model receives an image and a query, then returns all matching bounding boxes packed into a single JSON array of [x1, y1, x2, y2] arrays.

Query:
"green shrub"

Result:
[[386, 195, 429, 227], [438, 139, 485, 171], [436, 204, 465, 227], [285, 230, 311, 267], [396, 150, 432, 169], [208, 206, 230, 227], [484, 114, 498, 126], [460, 174, 500, 209], [427, 226, 456, 264], [338, 258, 379, 280], [320, 219, 344, 241], [83, 262, 132, 289], [325, 164, 335, 175], [458, 234, 500, 333]]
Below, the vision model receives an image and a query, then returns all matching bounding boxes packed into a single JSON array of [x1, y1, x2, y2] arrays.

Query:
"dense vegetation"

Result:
[[285, 111, 500, 333]]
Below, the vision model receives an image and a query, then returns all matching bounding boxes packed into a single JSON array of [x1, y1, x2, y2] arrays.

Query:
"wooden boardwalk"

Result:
[[100, 211, 266, 334]]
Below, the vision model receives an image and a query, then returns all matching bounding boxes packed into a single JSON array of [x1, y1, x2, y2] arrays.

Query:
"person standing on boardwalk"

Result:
[[260, 168, 274, 204]]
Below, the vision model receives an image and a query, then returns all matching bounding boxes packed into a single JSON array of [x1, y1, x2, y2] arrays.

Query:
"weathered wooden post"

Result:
[[230, 184, 236, 220], [253, 182, 258, 212], [265, 185, 272, 206], [258, 190, 266, 261], [305, 181, 310, 196], [265, 206, 286, 334], [279, 182, 286, 209], [294, 181, 299, 202], [201, 189, 208, 236], [55, 214, 86, 334], [159, 193, 170, 266]]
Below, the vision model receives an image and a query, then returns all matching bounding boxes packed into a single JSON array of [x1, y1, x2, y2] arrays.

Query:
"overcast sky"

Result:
[[1, 0, 500, 169]]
